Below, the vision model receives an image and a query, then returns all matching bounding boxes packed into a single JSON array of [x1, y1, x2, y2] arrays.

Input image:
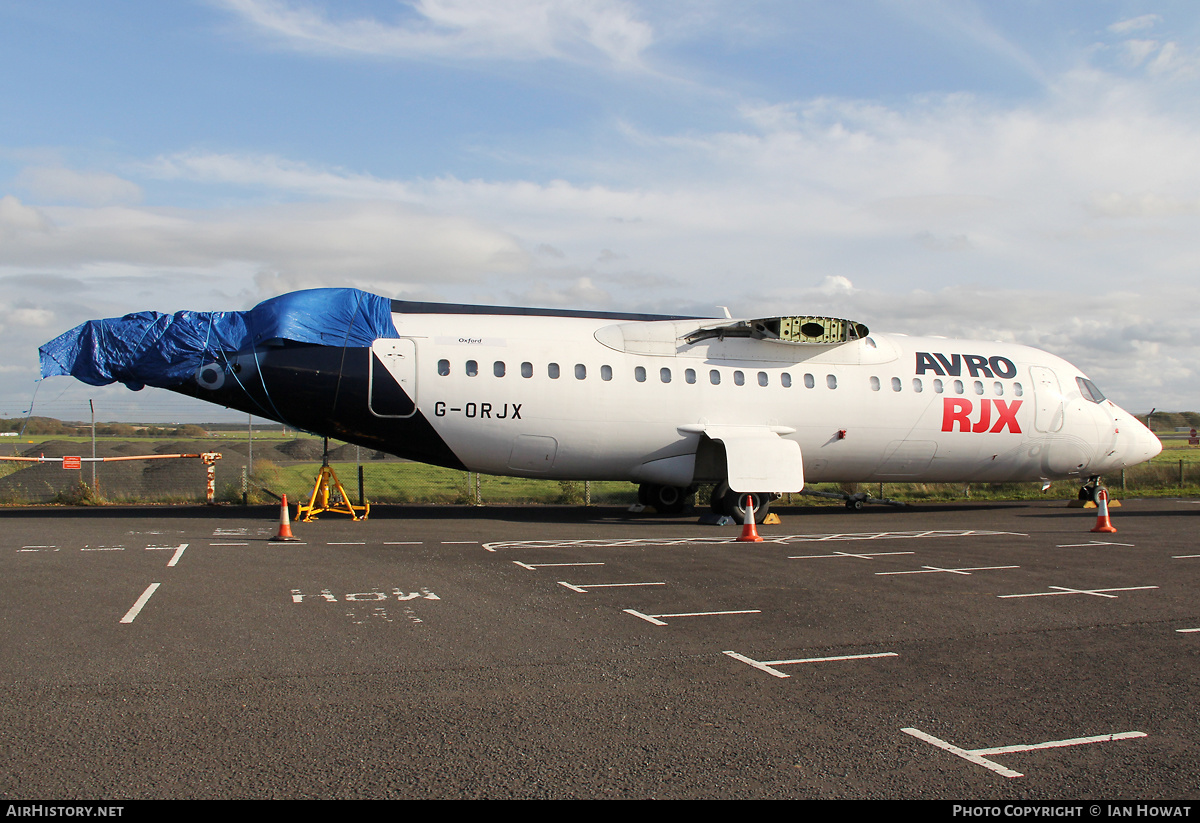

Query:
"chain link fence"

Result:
[[1, 433, 1198, 506]]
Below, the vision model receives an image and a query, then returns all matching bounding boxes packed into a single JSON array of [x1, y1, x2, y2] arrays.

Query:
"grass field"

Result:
[[2, 433, 1198, 506]]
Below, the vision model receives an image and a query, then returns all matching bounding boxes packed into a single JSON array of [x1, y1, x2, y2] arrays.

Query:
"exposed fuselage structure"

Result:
[[41, 289, 1161, 518]]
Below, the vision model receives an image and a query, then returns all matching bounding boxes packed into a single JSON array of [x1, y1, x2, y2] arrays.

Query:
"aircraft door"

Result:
[[1029, 366, 1064, 433], [369, 338, 418, 418]]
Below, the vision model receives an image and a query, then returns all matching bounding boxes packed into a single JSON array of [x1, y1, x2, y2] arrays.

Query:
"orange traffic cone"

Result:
[[270, 494, 301, 542], [1090, 488, 1117, 534], [736, 494, 764, 543]]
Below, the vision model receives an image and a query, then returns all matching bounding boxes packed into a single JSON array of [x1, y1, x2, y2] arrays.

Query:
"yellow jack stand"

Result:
[[296, 440, 369, 522]]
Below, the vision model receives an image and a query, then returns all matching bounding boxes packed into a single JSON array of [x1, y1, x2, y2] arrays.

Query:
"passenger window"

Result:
[[494, 361, 505, 378], [521, 361, 533, 378], [601, 365, 613, 381], [934, 379, 944, 393], [575, 364, 586, 380], [870, 376, 881, 391], [734, 371, 745, 386], [974, 381, 984, 395], [758, 372, 768, 387], [710, 370, 721, 385], [804, 374, 815, 389], [685, 368, 696, 384], [994, 382, 1004, 396], [635, 366, 647, 382], [1014, 382, 1024, 396], [913, 378, 923, 393], [660, 367, 671, 383], [953, 379, 964, 394], [438, 359, 450, 376], [781, 373, 792, 388], [826, 374, 837, 389], [892, 377, 902, 392], [548, 363, 560, 379], [466, 360, 478, 377]]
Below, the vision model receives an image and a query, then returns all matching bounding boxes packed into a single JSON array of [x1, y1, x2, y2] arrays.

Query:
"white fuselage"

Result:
[[373, 311, 1160, 490]]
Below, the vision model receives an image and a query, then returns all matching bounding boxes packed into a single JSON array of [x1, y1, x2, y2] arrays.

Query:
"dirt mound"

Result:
[[327, 443, 364, 462], [275, 439, 328, 461], [18, 441, 126, 459]]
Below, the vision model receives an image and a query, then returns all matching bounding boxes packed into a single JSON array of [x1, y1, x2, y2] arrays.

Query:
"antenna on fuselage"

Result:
[[716, 306, 732, 319]]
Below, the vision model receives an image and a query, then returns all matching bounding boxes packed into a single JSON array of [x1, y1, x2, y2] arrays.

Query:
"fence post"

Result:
[[1181, 459, 1185, 490], [242, 466, 248, 505], [1121, 468, 1126, 493], [585, 480, 591, 506], [475, 472, 481, 505]]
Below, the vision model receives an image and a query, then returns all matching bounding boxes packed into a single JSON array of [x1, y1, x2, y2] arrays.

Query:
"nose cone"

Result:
[[1116, 413, 1161, 467]]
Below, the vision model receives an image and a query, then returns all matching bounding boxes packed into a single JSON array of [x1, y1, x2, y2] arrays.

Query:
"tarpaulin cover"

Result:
[[39, 288, 398, 391]]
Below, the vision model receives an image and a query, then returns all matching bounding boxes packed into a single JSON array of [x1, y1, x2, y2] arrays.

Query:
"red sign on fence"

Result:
[[62, 456, 81, 470]]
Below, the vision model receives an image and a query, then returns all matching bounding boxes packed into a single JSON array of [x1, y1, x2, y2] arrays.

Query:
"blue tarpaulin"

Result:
[[39, 288, 398, 391]]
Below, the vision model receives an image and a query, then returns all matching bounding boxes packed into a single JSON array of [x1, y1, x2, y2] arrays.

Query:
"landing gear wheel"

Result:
[[710, 482, 728, 513], [719, 488, 771, 525], [845, 498, 865, 511], [1079, 480, 1102, 504], [639, 483, 689, 515]]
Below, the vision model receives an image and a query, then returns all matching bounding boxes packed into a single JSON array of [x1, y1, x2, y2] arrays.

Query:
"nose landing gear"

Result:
[[1078, 476, 1103, 505]]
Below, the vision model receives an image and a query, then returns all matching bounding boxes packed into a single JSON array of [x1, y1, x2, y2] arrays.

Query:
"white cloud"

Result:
[[146, 152, 415, 201], [1108, 15, 1161, 35], [2, 307, 55, 328], [0, 196, 526, 289], [10, 45, 1200, 411], [15, 167, 142, 206], [220, 0, 654, 68], [0, 195, 53, 236], [1120, 38, 1161, 68]]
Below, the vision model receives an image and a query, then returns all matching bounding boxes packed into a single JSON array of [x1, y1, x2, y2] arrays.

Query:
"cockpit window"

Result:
[[1077, 377, 1106, 403]]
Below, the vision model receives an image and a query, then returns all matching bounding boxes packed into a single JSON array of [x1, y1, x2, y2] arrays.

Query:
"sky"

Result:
[[1, 0, 1198, 423]]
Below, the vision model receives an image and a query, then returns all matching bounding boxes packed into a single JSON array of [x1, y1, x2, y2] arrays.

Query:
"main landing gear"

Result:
[[637, 483, 693, 515], [637, 482, 774, 523], [709, 482, 773, 525]]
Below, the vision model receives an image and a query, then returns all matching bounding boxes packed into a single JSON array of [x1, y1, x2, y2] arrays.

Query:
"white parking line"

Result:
[[877, 565, 1019, 576], [1056, 540, 1135, 548], [120, 583, 161, 624], [902, 727, 1147, 779], [483, 529, 1024, 552], [624, 608, 761, 626], [998, 585, 1159, 599], [1176, 628, 1200, 633], [513, 561, 605, 570], [557, 581, 665, 593], [146, 544, 188, 567], [789, 550, 916, 560], [724, 650, 898, 678]]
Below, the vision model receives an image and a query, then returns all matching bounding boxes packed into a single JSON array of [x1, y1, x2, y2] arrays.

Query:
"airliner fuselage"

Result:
[[40, 289, 1161, 518]]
